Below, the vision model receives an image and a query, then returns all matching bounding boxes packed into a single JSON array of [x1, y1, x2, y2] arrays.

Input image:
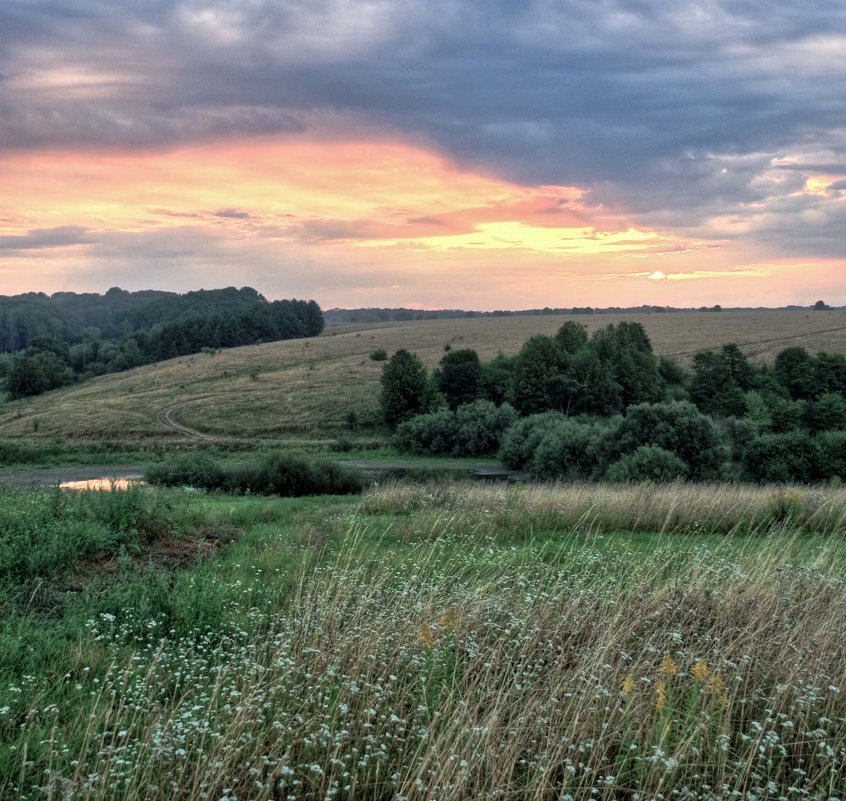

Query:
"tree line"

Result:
[[379, 321, 846, 483], [0, 287, 323, 400]]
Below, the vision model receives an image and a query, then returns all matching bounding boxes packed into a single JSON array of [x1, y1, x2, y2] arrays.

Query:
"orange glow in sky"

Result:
[[1, 136, 843, 308]]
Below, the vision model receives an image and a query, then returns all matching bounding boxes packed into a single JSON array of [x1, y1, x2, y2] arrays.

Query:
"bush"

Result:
[[499, 412, 567, 469], [529, 419, 609, 481], [393, 410, 458, 455], [369, 349, 388, 362], [146, 452, 364, 496], [230, 452, 364, 496], [741, 432, 819, 483], [603, 445, 688, 483], [453, 400, 518, 457], [607, 401, 725, 480], [146, 454, 226, 491], [814, 431, 846, 481]]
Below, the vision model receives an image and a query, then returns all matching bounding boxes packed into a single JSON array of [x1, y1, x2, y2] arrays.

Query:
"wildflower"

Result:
[[437, 608, 458, 632], [658, 655, 678, 678], [417, 623, 437, 649], [691, 661, 710, 682], [655, 679, 667, 711], [707, 672, 729, 708], [621, 674, 636, 696]]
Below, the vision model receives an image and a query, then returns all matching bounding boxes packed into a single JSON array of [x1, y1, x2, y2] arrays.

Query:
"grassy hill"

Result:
[[2, 310, 846, 441]]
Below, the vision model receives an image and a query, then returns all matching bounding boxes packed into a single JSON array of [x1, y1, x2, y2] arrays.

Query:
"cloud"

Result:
[[2, 0, 846, 291], [213, 208, 252, 219], [0, 225, 90, 250]]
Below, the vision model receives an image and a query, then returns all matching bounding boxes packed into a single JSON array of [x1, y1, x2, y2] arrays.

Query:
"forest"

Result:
[[0, 287, 323, 399]]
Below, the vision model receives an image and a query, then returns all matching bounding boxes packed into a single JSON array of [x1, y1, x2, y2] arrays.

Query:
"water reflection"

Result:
[[59, 478, 146, 491]]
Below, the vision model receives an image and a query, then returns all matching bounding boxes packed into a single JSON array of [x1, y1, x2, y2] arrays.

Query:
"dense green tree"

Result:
[[480, 353, 515, 405], [7, 351, 72, 399], [814, 352, 846, 395], [554, 321, 589, 353], [436, 349, 482, 410], [510, 336, 567, 415], [690, 345, 752, 417], [589, 322, 663, 409], [742, 431, 819, 483], [817, 431, 846, 480], [805, 392, 846, 432], [774, 347, 816, 400], [379, 350, 431, 427]]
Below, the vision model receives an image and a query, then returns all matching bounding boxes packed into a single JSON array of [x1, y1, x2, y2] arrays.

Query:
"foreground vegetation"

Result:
[[2, 481, 846, 799]]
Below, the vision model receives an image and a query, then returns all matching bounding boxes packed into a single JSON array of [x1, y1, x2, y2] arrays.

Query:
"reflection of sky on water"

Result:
[[59, 478, 146, 491]]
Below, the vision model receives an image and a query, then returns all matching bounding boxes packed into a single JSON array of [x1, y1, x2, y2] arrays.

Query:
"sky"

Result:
[[1, 1, 845, 310]]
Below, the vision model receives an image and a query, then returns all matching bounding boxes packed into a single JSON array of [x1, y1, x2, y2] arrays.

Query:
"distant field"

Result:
[[2, 310, 845, 441]]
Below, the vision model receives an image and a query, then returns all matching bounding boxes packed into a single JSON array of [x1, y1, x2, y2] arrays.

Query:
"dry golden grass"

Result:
[[360, 479, 846, 535], [2, 310, 845, 440]]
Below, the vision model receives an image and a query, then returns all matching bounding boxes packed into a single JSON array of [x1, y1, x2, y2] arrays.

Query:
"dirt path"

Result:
[[156, 398, 217, 439]]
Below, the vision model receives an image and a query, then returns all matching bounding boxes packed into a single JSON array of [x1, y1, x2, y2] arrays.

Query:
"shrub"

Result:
[[393, 410, 458, 455], [453, 400, 517, 457], [607, 401, 725, 480], [603, 445, 688, 483], [146, 454, 226, 491], [231, 452, 364, 496], [369, 349, 388, 362], [815, 431, 846, 481], [146, 453, 364, 496], [741, 431, 819, 483], [499, 412, 567, 469], [530, 419, 609, 480]]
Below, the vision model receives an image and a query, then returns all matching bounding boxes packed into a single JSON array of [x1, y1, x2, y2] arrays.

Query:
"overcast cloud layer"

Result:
[[1, 1, 845, 304]]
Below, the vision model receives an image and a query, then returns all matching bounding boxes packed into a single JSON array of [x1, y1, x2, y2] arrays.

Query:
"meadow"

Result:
[[1, 480, 846, 800], [1, 310, 845, 442]]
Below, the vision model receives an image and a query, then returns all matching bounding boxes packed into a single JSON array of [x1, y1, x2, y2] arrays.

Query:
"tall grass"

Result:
[[362, 480, 846, 535], [3, 498, 846, 799], [0, 486, 186, 585]]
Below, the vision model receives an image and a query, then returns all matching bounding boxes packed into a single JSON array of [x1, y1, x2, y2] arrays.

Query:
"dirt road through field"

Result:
[[157, 399, 217, 438]]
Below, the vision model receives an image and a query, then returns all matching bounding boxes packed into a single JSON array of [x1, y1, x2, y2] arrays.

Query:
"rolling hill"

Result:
[[2, 310, 846, 441]]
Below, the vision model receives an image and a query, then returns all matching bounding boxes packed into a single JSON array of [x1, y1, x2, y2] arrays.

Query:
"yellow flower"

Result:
[[621, 673, 636, 696], [707, 672, 729, 708], [655, 678, 667, 711], [691, 660, 710, 682], [658, 655, 678, 678], [417, 623, 437, 649], [437, 608, 458, 632]]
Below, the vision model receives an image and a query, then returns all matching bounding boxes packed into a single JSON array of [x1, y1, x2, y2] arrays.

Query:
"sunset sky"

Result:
[[2, 1, 845, 309]]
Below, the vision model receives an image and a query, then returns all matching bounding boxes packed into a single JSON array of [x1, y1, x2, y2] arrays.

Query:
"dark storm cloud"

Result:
[[3, 1, 846, 252]]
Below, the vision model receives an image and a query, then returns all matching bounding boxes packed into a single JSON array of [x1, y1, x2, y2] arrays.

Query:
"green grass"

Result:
[[2, 482, 846, 799]]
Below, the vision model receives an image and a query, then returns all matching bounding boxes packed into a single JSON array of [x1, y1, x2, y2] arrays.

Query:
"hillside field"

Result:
[[2, 310, 846, 441]]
